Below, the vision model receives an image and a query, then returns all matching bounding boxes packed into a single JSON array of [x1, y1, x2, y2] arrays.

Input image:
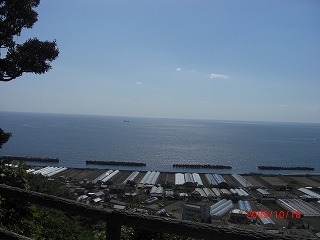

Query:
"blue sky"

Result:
[[1, 0, 320, 123]]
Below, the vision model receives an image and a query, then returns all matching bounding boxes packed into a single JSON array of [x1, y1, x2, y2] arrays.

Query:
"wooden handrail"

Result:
[[0, 184, 295, 240], [0, 228, 32, 240]]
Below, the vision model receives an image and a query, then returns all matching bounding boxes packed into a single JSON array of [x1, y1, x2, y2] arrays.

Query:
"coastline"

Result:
[[26, 165, 320, 187], [2, 155, 318, 175], [28, 165, 320, 176], [22, 161, 320, 175]]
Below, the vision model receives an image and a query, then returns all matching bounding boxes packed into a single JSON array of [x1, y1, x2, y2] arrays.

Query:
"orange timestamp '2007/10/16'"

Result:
[[246, 210, 301, 219]]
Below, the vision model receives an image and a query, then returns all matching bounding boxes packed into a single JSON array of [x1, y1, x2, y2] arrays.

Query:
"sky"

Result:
[[1, 0, 320, 123]]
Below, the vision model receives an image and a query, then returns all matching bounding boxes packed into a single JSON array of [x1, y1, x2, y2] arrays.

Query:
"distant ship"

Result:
[[124, 120, 130, 123]]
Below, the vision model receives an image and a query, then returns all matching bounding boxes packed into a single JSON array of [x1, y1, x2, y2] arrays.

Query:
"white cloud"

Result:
[[175, 67, 182, 72], [209, 73, 229, 79], [135, 82, 143, 85]]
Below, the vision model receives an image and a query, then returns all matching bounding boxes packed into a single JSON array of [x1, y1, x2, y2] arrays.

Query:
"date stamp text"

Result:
[[246, 210, 301, 219]]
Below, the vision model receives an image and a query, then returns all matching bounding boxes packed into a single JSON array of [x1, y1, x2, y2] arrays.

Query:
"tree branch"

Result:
[[0, 73, 22, 82]]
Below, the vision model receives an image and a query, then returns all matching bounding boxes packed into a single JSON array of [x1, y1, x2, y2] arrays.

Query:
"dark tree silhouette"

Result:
[[0, 0, 59, 146], [0, 128, 11, 148], [0, 0, 59, 81]]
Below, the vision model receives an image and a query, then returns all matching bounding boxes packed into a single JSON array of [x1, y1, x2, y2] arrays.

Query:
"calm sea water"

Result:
[[0, 111, 319, 174]]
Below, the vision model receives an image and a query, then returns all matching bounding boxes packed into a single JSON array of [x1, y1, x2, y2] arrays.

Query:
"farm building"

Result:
[[93, 170, 114, 183], [150, 186, 164, 198], [238, 200, 252, 212], [256, 188, 271, 197], [184, 173, 195, 186], [220, 189, 231, 195], [203, 188, 215, 200], [140, 171, 160, 187], [192, 173, 203, 186], [211, 188, 221, 197], [277, 199, 320, 217], [195, 188, 207, 199], [123, 171, 139, 184], [32, 166, 67, 177], [297, 188, 320, 199], [100, 170, 120, 184], [212, 174, 228, 188], [205, 174, 217, 186], [210, 199, 233, 219], [175, 173, 185, 185], [259, 216, 276, 230], [232, 174, 253, 188], [182, 204, 211, 222]]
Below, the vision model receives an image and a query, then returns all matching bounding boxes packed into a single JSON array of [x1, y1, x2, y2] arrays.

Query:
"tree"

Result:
[[0, 0, 59, 82], [0, 0, 59, 146], [0, 128, 11, 148]]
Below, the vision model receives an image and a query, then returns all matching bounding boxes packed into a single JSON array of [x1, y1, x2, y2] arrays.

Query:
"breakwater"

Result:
[[172, 164, 232, 169], [258, 166, 315, 171], [86, 160, 146, 167], [0, 155, 59, 163]]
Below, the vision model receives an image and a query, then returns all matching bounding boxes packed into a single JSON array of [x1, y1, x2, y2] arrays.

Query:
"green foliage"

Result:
[[0, 0, 40, 47], [0, 162, 34, 236], [121, 227, 193, 240], [0, 163, 196, 240], [28, 208, 99, 240], [0, 162, 100, 239], [0, 161, 29, 188], [0, 0, 59, 81], [27, 173, 76, 200]]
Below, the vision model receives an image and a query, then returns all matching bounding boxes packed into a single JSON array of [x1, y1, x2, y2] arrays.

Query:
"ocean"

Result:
[[0, 111, 319, 174]]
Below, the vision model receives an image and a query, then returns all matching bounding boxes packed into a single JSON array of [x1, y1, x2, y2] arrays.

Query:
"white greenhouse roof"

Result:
[[297, 188, 320, 199], [232, 174, 253, 188], [277, 199, 320, 217], [175, 173, 185, 185]]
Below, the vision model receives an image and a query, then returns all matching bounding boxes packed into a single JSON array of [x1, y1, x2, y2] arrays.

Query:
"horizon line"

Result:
[[1, 110, 320, 125]]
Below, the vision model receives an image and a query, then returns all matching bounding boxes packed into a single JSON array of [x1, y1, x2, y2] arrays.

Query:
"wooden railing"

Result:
[[0, 227, 32, 240], [0, 184, 296, 240]]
